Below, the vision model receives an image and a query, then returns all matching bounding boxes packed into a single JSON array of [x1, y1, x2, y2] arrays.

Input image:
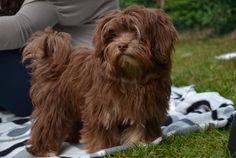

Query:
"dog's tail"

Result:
[[22, 27, 72, 80]]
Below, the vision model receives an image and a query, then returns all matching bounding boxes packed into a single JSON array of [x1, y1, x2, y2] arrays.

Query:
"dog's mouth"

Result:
[[117, 54, 144, 79]]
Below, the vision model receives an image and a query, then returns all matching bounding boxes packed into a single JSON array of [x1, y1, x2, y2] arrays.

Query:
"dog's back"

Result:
[[22, 27, 96, 109]]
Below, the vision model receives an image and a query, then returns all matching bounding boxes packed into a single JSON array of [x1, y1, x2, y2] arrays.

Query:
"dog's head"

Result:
[[93, 5, 177, 82]]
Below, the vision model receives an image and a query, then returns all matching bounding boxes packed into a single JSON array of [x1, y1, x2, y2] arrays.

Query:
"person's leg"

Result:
[[0, 49, 32, 116]]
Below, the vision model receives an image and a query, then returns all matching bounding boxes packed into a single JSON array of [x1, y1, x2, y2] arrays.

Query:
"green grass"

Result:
[[103, 31, 236, 158], [173, 31, 236, 102]]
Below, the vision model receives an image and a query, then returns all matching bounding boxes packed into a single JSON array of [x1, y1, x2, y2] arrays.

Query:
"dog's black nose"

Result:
[[118, 43, 128, 51]]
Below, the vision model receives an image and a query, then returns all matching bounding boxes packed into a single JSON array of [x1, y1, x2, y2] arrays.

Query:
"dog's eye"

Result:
[[110, 32, 117, 38], [104, 31, 117, 42]]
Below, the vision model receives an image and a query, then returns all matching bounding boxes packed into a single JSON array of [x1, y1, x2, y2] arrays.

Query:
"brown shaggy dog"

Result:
[[22, 5, 177, 157]]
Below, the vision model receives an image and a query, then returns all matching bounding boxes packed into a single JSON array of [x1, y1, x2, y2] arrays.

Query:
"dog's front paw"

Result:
[[80, 138, 105, 153], [26, 145, 58, 157]]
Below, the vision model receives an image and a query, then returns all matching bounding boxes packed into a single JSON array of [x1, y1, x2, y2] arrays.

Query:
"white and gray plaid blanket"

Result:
[[0, 85, 235, 158]]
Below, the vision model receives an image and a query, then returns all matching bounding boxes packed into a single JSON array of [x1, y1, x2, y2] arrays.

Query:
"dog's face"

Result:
[[93, 6, 177, 82]]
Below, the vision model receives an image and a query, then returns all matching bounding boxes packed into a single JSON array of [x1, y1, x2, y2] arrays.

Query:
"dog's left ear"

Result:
[[148, 9, 177, 64], [93, 10, 121, 59]]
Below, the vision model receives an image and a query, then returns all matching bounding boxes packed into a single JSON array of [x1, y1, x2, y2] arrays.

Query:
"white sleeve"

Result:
[[0, 1, 58, 51]]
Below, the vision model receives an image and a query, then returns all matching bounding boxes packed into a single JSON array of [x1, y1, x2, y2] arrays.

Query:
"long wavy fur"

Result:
[[22, 6, 177, 157]]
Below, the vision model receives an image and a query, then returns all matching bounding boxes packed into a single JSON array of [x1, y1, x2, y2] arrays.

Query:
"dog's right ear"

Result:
[[148, 8, 178, 64], [93, 10, 120, 59]]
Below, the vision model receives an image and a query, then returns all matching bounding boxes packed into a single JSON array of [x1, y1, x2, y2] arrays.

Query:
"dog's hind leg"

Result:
[[26, 101, 72, 156]]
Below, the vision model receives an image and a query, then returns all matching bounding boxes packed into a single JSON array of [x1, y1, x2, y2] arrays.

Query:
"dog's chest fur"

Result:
[[85, 78, 160, 129], [67, 51, 167, 131]]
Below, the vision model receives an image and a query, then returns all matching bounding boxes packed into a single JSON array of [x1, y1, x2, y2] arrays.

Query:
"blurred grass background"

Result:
[[103, 1, 236, 157]]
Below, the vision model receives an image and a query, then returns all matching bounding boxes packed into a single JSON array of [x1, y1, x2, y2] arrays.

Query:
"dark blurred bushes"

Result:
[[120, 0, 236, 34], [166, 0, 236, 34], [120, 0, 157, 8]]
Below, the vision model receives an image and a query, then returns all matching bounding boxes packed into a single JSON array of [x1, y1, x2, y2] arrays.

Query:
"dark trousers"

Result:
[[0, 49, 32, 116]]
